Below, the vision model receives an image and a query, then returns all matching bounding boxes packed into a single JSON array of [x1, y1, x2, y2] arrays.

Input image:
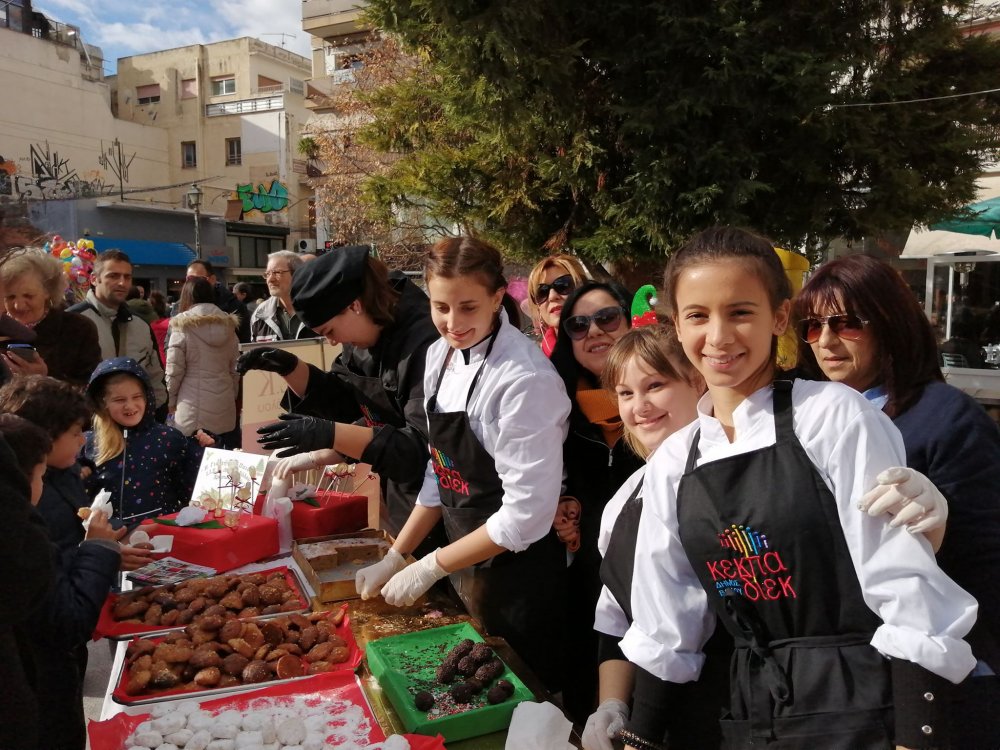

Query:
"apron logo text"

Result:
[[431, 447, 469, 495], [708, 524, 797, 601]]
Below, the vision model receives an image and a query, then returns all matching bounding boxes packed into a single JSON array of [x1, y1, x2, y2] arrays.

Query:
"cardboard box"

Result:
[[290, 491, 367, 540], [140, 513, 279, 573], [292, 529, 399, 603]]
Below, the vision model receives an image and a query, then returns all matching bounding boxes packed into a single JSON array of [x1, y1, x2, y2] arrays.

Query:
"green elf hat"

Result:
[[631, 284, 659, 328]]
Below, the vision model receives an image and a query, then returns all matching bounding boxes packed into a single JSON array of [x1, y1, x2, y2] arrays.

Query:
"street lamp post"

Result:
[[185, 183, 203, 259]]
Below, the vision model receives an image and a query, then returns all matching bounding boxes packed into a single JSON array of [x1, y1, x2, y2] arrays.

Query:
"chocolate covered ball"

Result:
[[450, 638, 475, 660], [457, 655, 478, 676], [495, 679, 515, 698], [436, 662, 457, 684], [474, 658, 504, 683], [469, 643, 493, 665], [450, 682, 474, 704], [414, 690, 435, 711], [464, 677, 484, 695], [487, 685, 509, 704]]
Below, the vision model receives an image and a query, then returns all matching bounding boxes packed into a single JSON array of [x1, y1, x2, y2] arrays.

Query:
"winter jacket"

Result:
[[283, 273, 438, 534], [250, 295, 315, 342], [150, 316, 169, 365], [35, 464, 89, 570], [84, 357, 203, 521], [17, 513, 119, 750], [23, 309, 101, 387], [0, 438, 53, 750], [68, 291, 167, 409], [165, 303, 240, 437], [126, 298, 157, 325]]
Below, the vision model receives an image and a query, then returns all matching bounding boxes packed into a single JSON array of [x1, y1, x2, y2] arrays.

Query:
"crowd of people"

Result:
[[1, 227, 997, 750]]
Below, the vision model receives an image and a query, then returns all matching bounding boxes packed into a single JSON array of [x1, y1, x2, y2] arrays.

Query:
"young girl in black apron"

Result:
[[617, 228, 978, 750], [355, 236, 572, 691]]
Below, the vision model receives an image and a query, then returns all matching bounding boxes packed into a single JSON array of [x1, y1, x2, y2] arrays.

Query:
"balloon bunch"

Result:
[[43, 235, 96, 303]]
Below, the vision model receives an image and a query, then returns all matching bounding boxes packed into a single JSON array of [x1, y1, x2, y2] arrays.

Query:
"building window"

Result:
[[225, 138, 242, 166], [136, 83, 161, 105], [181, 141, 197, 168], [236, 236, 282, 267], [181, 78, 197, 99], [211, 76, 236, 96]]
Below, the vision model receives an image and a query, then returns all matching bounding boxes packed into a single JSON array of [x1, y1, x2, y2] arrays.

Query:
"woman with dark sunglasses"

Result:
[[527, 254, 590, 357], [549, 281, 645, 722], [796, 253, 1000, 749]]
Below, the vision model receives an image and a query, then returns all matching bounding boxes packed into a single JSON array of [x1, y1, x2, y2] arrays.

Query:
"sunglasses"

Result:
[[534, 274, 575, 304], [563, 306, 624, 341], [798, 313, 869, 344]]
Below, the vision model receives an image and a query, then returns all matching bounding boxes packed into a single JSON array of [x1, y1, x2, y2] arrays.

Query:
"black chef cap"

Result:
[[292, 244, 370, 328]]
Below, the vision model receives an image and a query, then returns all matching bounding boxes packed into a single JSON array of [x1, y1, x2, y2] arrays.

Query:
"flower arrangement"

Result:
[[44, 235, 96, 303]]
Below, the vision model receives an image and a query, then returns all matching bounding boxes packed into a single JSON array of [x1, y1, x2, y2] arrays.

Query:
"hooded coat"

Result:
[[84, 357, 203, 520], [165, 302, 240, 437]]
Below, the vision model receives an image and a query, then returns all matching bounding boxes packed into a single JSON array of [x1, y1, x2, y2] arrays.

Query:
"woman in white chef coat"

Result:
[[616, 227, 977, 750], [355, 236, 572, 691]]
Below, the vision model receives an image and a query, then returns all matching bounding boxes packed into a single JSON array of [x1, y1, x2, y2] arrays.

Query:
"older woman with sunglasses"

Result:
[[549, 281, 645, 723], [527, 254, 589, 356], [796, 253, 1000, 749]]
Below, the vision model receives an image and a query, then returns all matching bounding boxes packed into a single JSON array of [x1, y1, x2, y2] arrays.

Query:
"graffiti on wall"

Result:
[[236, 180, 289, 214], [0, 140, 133, 200]]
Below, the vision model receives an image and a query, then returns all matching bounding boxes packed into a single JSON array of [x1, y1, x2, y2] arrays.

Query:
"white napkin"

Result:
[[82, 489, 113, 530], [174, 506, 208, 526], [127, 529, 173, 552], [504, 701, 574, 750]]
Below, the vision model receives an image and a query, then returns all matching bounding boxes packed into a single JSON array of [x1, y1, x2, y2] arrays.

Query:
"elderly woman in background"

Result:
[[0, 248, 99, 386], [796, 253, 1000, 749], [527, 253, 589, 356]]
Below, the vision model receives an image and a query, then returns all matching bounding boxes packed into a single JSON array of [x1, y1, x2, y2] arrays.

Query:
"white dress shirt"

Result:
[[594, 466, 645, 638], [620, 379, 977, 685], [416, 313, 571, 552]]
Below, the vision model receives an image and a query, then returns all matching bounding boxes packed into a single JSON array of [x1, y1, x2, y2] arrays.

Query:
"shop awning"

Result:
[[91, 238, 197, 267], [900, 226, 1000, 258]]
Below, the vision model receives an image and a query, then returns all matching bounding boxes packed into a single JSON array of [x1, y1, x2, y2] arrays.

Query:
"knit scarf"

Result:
[[575, 386, 623, 448]]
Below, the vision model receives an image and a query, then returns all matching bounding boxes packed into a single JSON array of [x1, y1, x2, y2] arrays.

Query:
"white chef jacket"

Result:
[[416, 313, 571, 552], [593, 466, 646, 639], [620, 379, 978, 685]]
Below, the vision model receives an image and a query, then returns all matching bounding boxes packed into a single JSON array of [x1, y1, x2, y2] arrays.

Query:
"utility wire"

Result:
[[827, 85, 1000, 109]]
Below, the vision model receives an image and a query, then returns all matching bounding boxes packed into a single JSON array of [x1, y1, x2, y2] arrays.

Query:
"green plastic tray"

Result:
[[365, 622, 533, 743]]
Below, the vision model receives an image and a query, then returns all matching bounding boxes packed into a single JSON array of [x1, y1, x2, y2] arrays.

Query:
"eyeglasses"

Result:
[[563, 306, 625, 340], [534, 274, 575, 304], [262, 269, 291, 280], [798, 313, 869, 344]]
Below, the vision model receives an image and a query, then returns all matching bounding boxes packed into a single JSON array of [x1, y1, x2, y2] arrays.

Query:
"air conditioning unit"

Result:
[[296, 238, 317, 253]]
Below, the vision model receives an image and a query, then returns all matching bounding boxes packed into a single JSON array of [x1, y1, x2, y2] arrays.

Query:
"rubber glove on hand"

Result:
[[236, 347, 299, 376], [257, 413, 335, 457], [381, 550, 448, 607], [356, 548, 407, 599], [859, 467, 948, 534], [273, 450, 321, 480], [582, 699, 629, 750]]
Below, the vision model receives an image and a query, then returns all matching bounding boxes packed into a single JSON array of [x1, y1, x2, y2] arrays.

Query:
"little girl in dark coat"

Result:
[[84, 357, 205, 524]]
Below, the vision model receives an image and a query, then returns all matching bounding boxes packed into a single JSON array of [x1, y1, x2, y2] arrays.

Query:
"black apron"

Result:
[[426, 327, 567, 690], [602, 477, 729, 749], [676, 381, 893, 749]]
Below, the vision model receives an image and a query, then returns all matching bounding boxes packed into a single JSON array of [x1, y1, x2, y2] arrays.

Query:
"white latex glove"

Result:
[[581, 699, 629, 750], [273, 450, 321, 480], [355, 548, 407, 599], [381, 549, 448, 607], [858, 467, 948, 534]]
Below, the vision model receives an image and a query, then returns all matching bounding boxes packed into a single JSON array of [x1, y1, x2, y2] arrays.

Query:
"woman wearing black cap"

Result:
[[237, 245, 440, 535]]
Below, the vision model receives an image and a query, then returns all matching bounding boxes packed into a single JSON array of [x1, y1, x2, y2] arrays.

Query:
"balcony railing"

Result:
[[206, 95, 284, 117]]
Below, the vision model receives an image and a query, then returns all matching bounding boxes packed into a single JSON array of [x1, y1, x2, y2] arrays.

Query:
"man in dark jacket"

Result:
[[185, 259, 251, 343]]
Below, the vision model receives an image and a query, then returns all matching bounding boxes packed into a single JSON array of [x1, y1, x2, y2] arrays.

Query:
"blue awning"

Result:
[[91, 238, 197, 267]]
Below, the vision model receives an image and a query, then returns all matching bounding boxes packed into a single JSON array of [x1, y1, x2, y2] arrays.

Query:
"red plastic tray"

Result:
[[111, 610, 363, 705], [95, 566, 308, 640], [90, 669, 447, 749]]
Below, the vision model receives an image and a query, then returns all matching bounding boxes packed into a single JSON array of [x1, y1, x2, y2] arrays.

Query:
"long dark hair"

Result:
[[795, 254, 942, 418], [550, 281, 632, 395], [179, 277, 215, 313]]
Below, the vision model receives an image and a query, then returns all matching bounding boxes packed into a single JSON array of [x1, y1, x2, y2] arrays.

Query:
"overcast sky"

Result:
[[35, 0, 314, 74]]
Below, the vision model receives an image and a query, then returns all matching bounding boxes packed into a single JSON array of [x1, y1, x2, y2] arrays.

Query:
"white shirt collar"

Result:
[[695, 383, 775, 446]]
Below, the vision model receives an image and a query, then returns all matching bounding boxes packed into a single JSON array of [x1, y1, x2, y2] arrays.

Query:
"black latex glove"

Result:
[[236, 347, 299, 376], [256, 413, 336, 458]]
